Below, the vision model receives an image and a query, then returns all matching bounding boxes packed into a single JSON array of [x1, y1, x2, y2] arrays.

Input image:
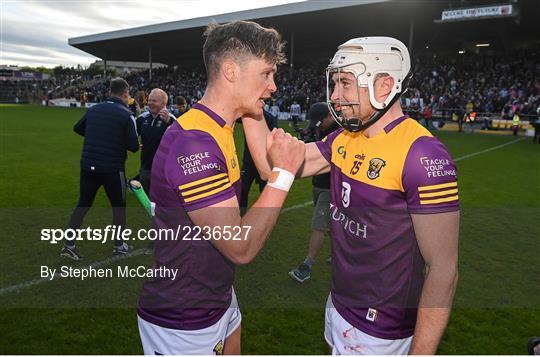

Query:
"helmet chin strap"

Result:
[[338, 90, 400, 132], [335, 71, 412, 133]]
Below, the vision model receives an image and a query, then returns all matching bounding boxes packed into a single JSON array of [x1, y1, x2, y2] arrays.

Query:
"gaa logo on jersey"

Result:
[[367, 158, 386, 180], [337, 145, 347, 159]]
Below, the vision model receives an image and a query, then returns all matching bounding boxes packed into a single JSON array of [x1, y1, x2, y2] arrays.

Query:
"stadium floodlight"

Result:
[[475, 43, 490, 47]]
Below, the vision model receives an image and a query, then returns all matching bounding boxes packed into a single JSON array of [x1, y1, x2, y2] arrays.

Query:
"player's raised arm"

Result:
[[298, 142, 330, 178], [242, 114, 273, 180], [188, 131, 305, 265], [243, 119, 330, 179]]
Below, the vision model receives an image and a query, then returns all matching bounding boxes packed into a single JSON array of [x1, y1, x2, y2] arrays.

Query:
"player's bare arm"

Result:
[[242, 115, 273, 180], [298, 142, 330, 177], [188, 131, 306, 265], [409, 211, 460, 354], [243, 118, 329, 179]]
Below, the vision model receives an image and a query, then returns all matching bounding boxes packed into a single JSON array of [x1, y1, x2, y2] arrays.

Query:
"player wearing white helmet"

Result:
[[244, 36, 459, 355], [325, 36, 412, 132]]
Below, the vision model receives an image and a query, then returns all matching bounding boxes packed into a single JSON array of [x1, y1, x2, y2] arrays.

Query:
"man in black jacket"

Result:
[[61, 78, 139, 260], [136, 88, 176, 194]]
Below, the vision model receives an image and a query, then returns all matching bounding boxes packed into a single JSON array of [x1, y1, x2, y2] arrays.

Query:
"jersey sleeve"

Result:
[[125, 113, 140, 152], [315, 128, 344, 163], [166, 130, 235, 211], [136, 113, 147, 135], [73, 113, 87, 136], [402, 136, 460, 214]]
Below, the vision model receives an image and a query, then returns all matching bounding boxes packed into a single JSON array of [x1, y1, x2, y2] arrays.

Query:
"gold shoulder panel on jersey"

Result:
[[176, 110, 224, 140], [329, 118, 432, 192], [177, 109, 241, 185]]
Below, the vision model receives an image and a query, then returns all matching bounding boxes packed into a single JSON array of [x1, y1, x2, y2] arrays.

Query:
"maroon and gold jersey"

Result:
[[316, 115, 459, 339]]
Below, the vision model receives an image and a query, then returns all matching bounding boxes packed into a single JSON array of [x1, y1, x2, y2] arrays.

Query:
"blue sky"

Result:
[[0, 0, 302, 68]]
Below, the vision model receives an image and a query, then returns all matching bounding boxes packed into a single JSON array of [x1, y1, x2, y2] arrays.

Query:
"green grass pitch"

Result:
[[0, 104, 538, 354]]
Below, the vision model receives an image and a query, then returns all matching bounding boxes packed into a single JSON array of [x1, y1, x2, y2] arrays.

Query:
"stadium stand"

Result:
[[8, 51, 538, 135], [34, 49, 538, 132], [0, 79, 51, 104], [4, 0, 538, 132]]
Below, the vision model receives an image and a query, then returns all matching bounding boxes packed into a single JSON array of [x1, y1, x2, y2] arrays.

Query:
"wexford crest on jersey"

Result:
[[366, 158, 386, 180]]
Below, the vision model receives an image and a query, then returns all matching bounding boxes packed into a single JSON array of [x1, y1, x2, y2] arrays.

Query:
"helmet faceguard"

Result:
[[326, 37, 412, 132]]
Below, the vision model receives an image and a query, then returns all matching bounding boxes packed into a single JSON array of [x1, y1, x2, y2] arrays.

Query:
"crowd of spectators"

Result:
[[0, 79, 52, 103], [6, 50, 539, 121], [0, 72, 100, 103], [272, 65, 326, 112], [404, 50, 540, 120], [59, 64, 328, 114]]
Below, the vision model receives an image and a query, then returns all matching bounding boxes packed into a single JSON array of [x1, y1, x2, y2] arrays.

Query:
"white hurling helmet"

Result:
[[326, 36, 412, 132]]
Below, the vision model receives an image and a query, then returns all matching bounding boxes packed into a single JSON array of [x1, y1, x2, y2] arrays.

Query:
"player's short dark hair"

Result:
[[202, 20, 286, 83], [109, 78, 129, 96]]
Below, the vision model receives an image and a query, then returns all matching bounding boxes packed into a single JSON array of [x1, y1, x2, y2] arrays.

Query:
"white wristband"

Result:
[[267, 167, 295, 192]]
